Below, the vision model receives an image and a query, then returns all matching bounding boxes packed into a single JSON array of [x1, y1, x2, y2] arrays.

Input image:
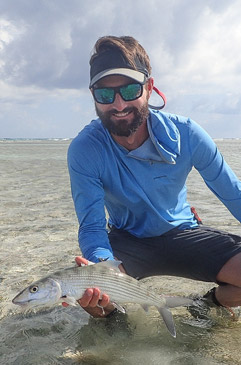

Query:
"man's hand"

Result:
[[62, 256, 123, 317]]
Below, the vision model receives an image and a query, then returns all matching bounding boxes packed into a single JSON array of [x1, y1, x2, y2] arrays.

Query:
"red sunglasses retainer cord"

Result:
[[148, 86, 166, 110]]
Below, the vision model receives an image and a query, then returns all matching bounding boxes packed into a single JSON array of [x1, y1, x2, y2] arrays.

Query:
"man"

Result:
[[67, 35, 241, 318]]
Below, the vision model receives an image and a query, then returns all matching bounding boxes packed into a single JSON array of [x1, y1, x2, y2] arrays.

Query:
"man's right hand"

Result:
[[62, 256, 117, 317]]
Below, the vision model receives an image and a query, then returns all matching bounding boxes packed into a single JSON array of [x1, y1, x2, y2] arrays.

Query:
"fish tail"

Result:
[[157, 297, 193, 337], [157, 307, 176, 338]]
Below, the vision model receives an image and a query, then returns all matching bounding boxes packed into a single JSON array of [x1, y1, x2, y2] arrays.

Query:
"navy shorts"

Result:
[[108, 226, 241, 283]]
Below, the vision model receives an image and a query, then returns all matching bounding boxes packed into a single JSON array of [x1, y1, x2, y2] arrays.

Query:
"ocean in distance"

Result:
[[0, 138, 241, 364]]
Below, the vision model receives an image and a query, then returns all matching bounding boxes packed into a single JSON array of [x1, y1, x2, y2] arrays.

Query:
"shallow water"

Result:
[[0, 138, 241, 365]]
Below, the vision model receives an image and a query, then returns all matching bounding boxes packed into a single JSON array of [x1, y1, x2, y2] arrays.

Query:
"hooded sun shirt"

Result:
[[68, 110, 241, 263]]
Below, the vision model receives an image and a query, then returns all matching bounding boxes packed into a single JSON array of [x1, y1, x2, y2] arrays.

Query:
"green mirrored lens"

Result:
[[120, 83, 142, 101], [93, 83, 143, 104], [94, 88, 114, 103]]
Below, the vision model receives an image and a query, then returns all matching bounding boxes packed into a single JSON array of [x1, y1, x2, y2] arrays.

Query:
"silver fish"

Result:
[[12, 260, 193, 337]]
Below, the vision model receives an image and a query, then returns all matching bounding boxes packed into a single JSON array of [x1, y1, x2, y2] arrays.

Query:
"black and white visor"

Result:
[[89, 48, 149, 88]]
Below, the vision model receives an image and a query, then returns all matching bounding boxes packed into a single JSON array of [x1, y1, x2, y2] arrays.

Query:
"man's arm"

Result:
[[68, 135, 115, 263], [189, 119, 241, 222]]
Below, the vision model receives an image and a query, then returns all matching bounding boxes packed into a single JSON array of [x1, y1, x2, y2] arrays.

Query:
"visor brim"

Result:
[[89, 68, 146, 88]]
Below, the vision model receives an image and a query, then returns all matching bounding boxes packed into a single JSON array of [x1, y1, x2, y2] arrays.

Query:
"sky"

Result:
[[1, 0, 241, 139]]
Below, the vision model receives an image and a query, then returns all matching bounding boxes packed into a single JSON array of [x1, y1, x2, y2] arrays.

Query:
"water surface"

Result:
[[0, 139, 240, 364]]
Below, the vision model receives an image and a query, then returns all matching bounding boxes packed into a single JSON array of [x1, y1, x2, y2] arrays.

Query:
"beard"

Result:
[[95, 100, 149, 137]]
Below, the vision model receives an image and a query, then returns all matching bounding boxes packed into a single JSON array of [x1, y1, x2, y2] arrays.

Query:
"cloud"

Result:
[[1, 0, 239, 90], [0, 0, 241, 138], [0, 0, 118, 89]]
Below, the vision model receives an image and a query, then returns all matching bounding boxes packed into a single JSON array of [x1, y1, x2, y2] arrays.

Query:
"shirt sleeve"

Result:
[[67, 136, 114, 262], [188, 119, 241, 222]]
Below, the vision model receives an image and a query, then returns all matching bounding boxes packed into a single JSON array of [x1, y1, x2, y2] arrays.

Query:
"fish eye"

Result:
[[29, 285, 39, 293]]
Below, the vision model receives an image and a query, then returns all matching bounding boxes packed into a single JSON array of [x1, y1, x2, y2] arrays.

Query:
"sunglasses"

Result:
[[92, 82, 144, 104]]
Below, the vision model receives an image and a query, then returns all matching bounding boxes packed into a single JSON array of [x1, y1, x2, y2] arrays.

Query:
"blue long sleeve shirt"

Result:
[[68, 110, 241, 262]]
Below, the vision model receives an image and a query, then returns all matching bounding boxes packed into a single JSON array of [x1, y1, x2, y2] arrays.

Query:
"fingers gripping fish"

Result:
[[12, 260, 193, 337]]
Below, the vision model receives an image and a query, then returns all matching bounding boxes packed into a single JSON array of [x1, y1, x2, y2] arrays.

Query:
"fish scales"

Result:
[[12, 261, 193, 337], [55, 265, 161, 306]]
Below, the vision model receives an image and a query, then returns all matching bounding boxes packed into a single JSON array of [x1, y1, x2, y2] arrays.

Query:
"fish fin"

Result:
[[97, 260, 122, 272], [61, 296, 78, 306], [86, 260, 95, 266], [141, 304, 149, 313], [157, 307, 176, 338], [78, 260, 95, 267], [112, 302, 126, 313], [165, 296, 193, 308], [97, 304, 105, 315]]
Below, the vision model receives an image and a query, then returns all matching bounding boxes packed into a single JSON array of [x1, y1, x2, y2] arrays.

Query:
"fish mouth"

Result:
[[12, 297, 37, 307]]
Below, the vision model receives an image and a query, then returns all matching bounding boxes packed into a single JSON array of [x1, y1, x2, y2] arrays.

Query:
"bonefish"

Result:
[[12, 260, 193, 337]]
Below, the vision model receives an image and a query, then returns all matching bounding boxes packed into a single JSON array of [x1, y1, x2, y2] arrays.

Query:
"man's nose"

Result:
[[112, 92, 128, 111]]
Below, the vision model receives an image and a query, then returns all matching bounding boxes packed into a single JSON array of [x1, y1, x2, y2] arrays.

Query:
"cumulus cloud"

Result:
[[0, 0, 118, 89], [0, 0, 241, 138], [1, 0, 239, 90]]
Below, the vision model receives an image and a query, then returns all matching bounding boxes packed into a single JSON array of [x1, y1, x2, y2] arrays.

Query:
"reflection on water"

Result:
[[0, 139, 241, 364]]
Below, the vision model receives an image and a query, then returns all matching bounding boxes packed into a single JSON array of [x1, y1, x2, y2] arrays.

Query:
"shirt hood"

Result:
[[147, 110, 181, 164]]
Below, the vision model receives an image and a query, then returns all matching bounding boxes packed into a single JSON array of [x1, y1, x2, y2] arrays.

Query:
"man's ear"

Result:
[[146, 77, 154, 97]]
